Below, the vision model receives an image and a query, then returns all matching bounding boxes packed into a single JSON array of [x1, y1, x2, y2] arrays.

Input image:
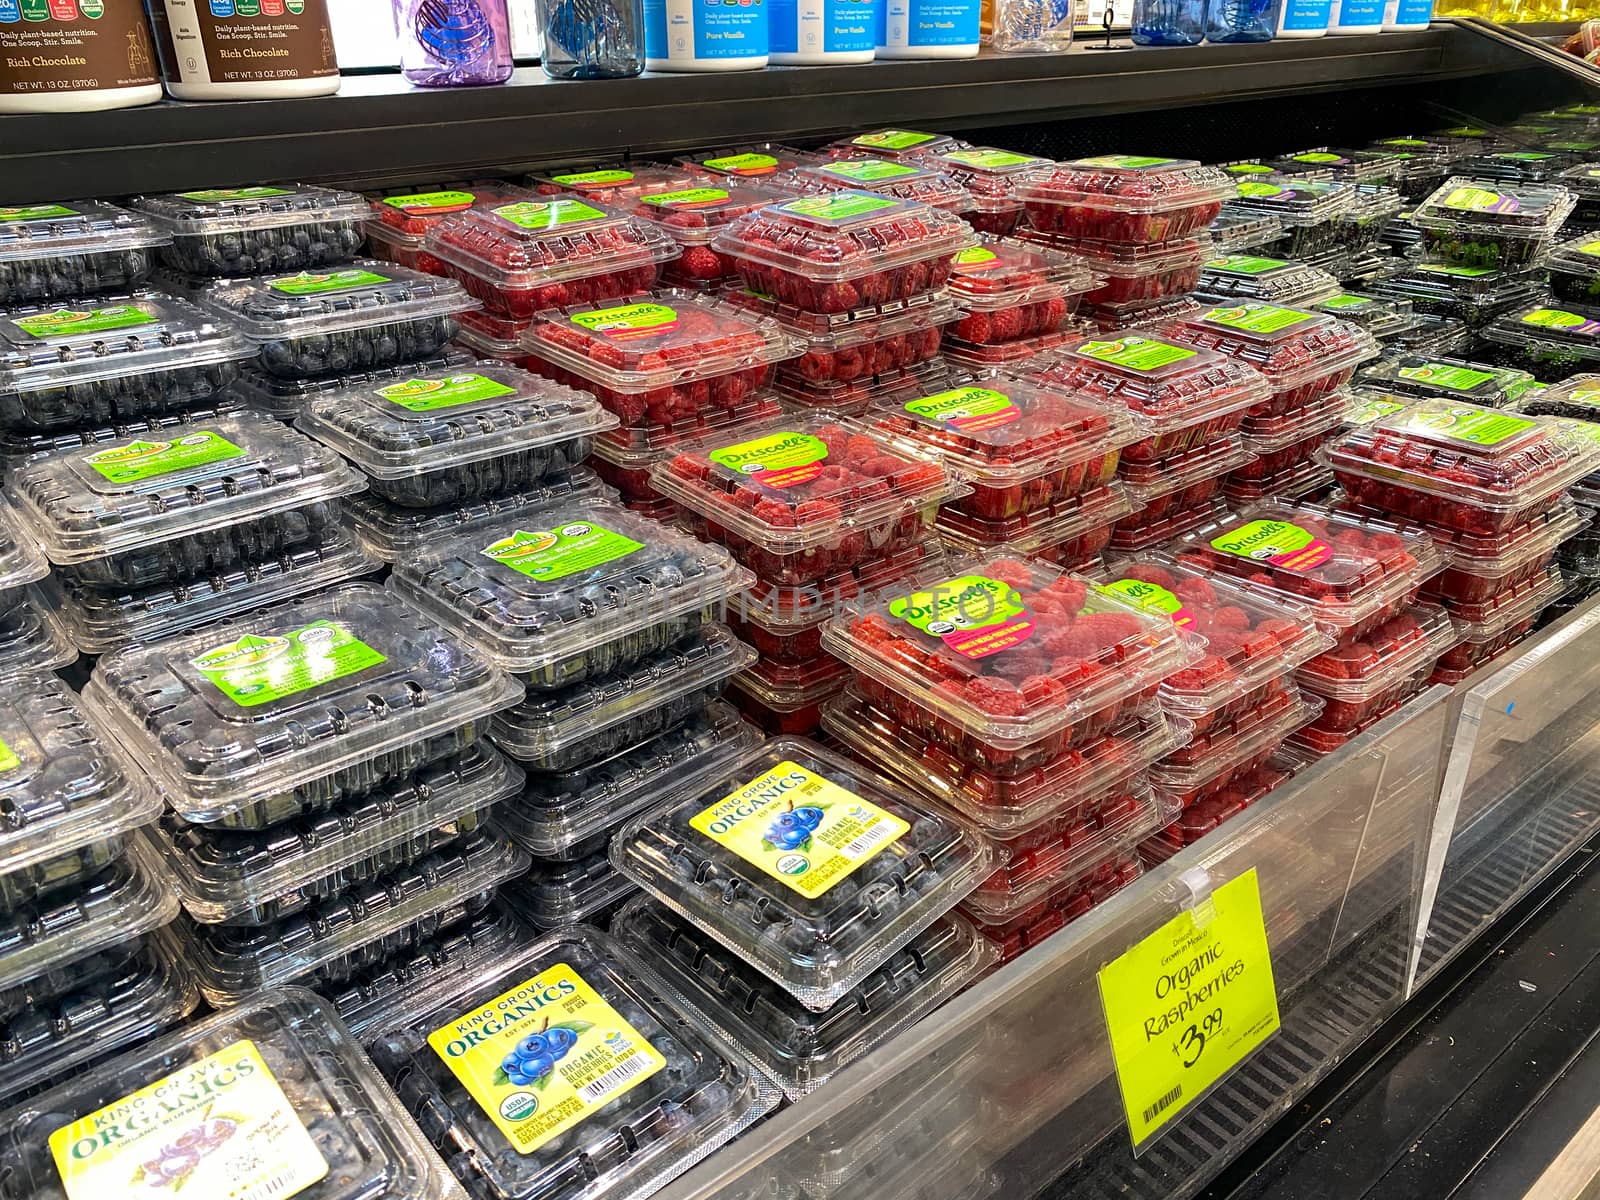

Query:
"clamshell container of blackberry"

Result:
[[203, 261, 477, 382], [1354, 354, 1540, 408], [0, 292, 253, 432], [366, 926, 777, 1200], [125, 183, 372, 277], [1478, 302, 1600, 383], [4, 410, 366, 589], [78, 582, 523, 829], [616, 894, 997, 1101], [497, 699, 760, 859], [0, 987, 468, 1200], [388, 500, 753, 691], [1194, 254, 1342, 307], [611, 736, 996, 1009], [173, 826, 528, 1006], [502, 844, 637, 929], [296, 360, 618, 508], [155, 741, 524, 926], [489, 624, 756, 772], [1409, 178, 1576, 271], [226, 349, 478, 420], [1369, 262, 1546, 329], [0, 201, 169, 306]]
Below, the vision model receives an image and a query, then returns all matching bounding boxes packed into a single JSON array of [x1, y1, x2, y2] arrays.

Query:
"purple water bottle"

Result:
[[394, 0, 516, 86]]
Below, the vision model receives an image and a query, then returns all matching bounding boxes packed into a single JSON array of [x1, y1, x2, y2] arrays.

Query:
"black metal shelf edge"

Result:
[[0, 28, 1531, 201]]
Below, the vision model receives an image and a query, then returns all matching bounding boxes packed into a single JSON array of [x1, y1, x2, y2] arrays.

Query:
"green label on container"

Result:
[[941, 149, 1044, 169], [0, 204, 78, 221], [176, 187, 293, 201], [267, 269, 390, 295], [641, 187, 733, 209], [570, 302, 677, 339], [905, 386, 1020, 432], [890, 574, 1034, 659], [481, 522, 646, 581], [1205, 255, 1289, 275], [1441, 186, 1521, 214], [1236, 182, 1288, 197], [1520, 308, 1600, 338], [1226, 164, 1277, 175], [1072, 155, 1178, 170], [1395, 404, 1536, 446], [709, 430, 828, 489], [1074, 335, 1196, 372], [375, 372, 517, 411], [702, 153, 779, 175], [1210, 519, 1331, 573], [1201, 303, 1314, 334], [1498, 152, 1556, 161], [550, 169, 634, 187], [84, 431, 244, 484], [192, 621, 387, 708], [1396, 362, 1497, 391], [1416, 263, 1495, 277], [852, 130, 937, 149], [1552, 141, 1600, 153], [493, 199, 605, 229], [1102, 579, 1195, 627], [780, 193, 900, 221], [1321, 293, 1374, 310], [1291, 152, 1346, 164], [954, 246, 998, 267], [822, 160, 921, 182], [1378, 138, 1432, 148], [12, 303, 156, 338], [0, 737, 20, 773], [1440, 126, 1489, 137], [382, 190, 477, 214], [1347, 395, 1409, 425]]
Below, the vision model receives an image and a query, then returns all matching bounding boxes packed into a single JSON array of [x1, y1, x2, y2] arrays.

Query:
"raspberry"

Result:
[[990, 308, 1028, 341], [987, 559, 1035, 590], [1173, 577, 1217, 606], [1211, 606, 1250, 630], [1042, 576, 1088, 612], [675, 246, 725, 280], [1122, 564, 1177, 589], [966, 676, 1027, 716]]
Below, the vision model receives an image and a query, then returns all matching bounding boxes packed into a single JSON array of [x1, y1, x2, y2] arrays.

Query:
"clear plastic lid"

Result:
[[1209, 208, 1286, 255], [341, 467, 615, 562], [1013, 156, 1236, 216], [503, 847, 633, 927], [488, 623, 756, 768], [945, 235, 1100, 312], [932, 480, 1134, 558], [367, 180, 538, 235], [1370, 135, 1464, 160], [1516, 371, 1600, 422], [0, 399, 247, 463], [821, 556, 1199, 753], [527, 163, 699, 200], [1031, 332, 1273, 437], [0, 291, 254, 398], [620, 181, 775, 248], [729, 654, 849, 715], [1410, 178, 1576, 245], [722, 287, 960, 353], [387, 500, 752, 677], [1147, 688, 1319, 798], [679, 143, 828, 180], [295, 359, 617, 481], [821, 686, 1183, 836], [1098, 555, 1333, 720], [126, 183, 372, 236], [708, 192, 975, 286], [0, 674, 160, 879], [0, 835, 178, 993], [0, 587, 77, 676], [1356, 353, 1540, 407], [1480, 302, 1600, 369], [1546, 230, 1600, 279], [0, 499, 47, 595], [615, 894, 994, 1101], [0, 987, 466, 1200], [733, 538, 946, 634], [1311, 291, 1415, 338], [498, 700, 760, 859], [922, 147, 1051, 212], [227, 349, 478, 420], [364, 925, 778, 1200], [1558, 161, 1600, 200], [651, 416, 964, 554], [1115, 434, 1253, 506], [177, 828, 527, 1003], [826, 129, 969, 159], [771, 160, 977, 214], [0, 200, 169, 266], [1454, 151, 1579, 184], [1170, 501, 1445, 634], [1195, 255, 1343, 305], [201, 261, 479, 343], [5, 410, 366, 565], [157, 743, 523, 926], [1268, 148, 1404, 184], [1447, 561, 1570, 641], [1160, 302, 1379, 392], [1376, 260, 1545, 305], [610, 736, 995, 1009], [521, 290, 801, 392], [1224, 178, 1357, 226], [82, 582, 523, 823], [1324, 400, 1600, 519], [858, 372, 1142, 489], [1296, 602, 1460, 700], [1240, 387, 1352, 451]]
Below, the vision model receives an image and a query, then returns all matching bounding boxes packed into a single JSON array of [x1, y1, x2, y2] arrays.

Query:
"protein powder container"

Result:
[[144, 0, 341, 99], [644, 0, 769, 70], [1276, 0, 1331, 35], [770, 0, 877, 63], [1383, 0, 1432, 28], [1329, 0, 1383, 33], [0, 1, 163, 114], [877, 0, 979, 58]]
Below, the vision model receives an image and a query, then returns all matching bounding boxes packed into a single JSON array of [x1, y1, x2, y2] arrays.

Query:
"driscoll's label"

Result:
[[1210, 519, 1332, 573], [889, 573, 1035, 659], [0, 1, 160, 98], [147, 0, 338, 86]]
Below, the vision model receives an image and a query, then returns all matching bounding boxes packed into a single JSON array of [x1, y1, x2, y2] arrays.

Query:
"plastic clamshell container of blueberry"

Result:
[[1323, 401, 1600, 533], [1296, 602, 1460, 703], [387, 499, 753, 685], [155, 741, 525, 926], [3, 410, 366, 568], [1171, 501, 1446, 638], [615, 893, 995, 1102], [767, 160, 977, 215], [0, 391, 243, 467], [503, 845, 634, 930], [0, 833, 178, 994], [0, 589, 77, 676], [201, 260, 478, 381], [1194, 255, 1343, 306], [0, 987, 470, 1200], [174, 826, 529, 1004], [497, 700, 760, 860], [1159, 302, 1379, 395], [1371, 262, 1547, 324], [610, 735, 995, 1009], [1408, 178, 1577, 268], [0, 291, 255, 432], [226, 348, 478, 421], [79, 582, 523, 827], [489, 623, 757, 771], [0, 498, 48, 596], [124, 183, 373, 276], [0, 200, 170, 306], [1355, 354, 1539, 408], [1478, 302, 1600, 380], [366, 925, 778, 1200], [945, 234, 1101, 313]]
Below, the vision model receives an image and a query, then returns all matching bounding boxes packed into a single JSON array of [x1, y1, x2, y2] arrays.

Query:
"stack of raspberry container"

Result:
[[1322, 398, 1600, 686], [1011, 154, 1237, 333], [817, 556, 1202, 963], [941, 235, 1101, 374]]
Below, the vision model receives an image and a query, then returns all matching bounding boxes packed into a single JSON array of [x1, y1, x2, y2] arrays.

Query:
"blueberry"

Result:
[[520, 1053, 554, 1080], [793, 806, 824, 830], [769, 812, 799, 834], [508, 1070, 534, 1087], [501, 1051, 522, 1076], [544, 1027, 577, 1057], [517, 1033, 551, 1058]]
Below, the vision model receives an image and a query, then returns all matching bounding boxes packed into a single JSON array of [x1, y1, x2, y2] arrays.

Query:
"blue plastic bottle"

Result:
[[1205, 0, 1280, 37], [1131, 0, 1205, 43], [538, 0, 646, 76]]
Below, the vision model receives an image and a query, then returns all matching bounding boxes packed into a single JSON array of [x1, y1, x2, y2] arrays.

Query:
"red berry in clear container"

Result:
[[769, 159, 977, 215], [620, 182, 774, 291], [677, 143, 828, 185], [1013, 155, 1236, 244], [1294, 603, 1460, 737], [935, 482, 1134, 567], [1147, 687, 1319, 810], [945, 236, 1098, 348], [916, 147, 1053, 236], [1017, 229, 1212, 307]]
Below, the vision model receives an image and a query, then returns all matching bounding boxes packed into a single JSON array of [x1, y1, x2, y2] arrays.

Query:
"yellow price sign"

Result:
[[1097, 868, 1280, 1149]]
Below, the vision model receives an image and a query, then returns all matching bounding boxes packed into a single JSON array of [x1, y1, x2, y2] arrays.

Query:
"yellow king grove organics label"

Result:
[[428, 964, 666, 1156], [49, 1041, 329, 1200], [690, 762, 909, 898], [85, 431, 245, 485], [191, 620, 388, 707]]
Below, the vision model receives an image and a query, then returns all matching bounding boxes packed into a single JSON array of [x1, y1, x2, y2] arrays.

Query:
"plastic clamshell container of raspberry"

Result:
[[365, 925, 778, 1200], [1029, 332, 1273, 464], [1296, 601, 1461, 704], [1354, 354, 1540, 408], [386, 500, 753, 683], [820, 555, 1202, 756], [1240, 387, 1352, 452], [1441, 562, 1570, 651], [768, 160, 977, 215], [79, 582, 523, 825], [678, 142, 828, 182], [0, 291, 255, 433], [622, 181, 775, 249], [1409, 177, 1577, 270], [731, 538, 947, 640], [1115, 434, 1254, 509], [1031, 234, 1214, 306], [825, 129, 971, 160], [3, 410, 366, 566], [0, 988, 469, 1200], [294, 359, 618, 486], [1323, 400, 1600, 534], [1194, 255, 1343, 307], [1147, 688, 1322, 802], [932, 480, 1132, 562], [610, 735, 996, 1009], [946, 234, 1101, 314], [365, 179, 538, 236], [616, 893, 995, 1102], [124, 183, 372, 277], [1011, 156, 1237, 242], [1170, 501, 1446, 640], [1160, 302, 1379, 398], [0, 200, 170, 307], [1413, 495, 1589, 601], [526, 164, 704, 202]]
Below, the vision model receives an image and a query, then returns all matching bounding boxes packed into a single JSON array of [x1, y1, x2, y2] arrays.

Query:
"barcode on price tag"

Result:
[[577, 1053, 651, 1102]]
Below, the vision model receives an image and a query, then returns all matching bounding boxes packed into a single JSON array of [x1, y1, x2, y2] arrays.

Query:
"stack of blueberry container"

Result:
[[78, 581, 530, 1010]]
